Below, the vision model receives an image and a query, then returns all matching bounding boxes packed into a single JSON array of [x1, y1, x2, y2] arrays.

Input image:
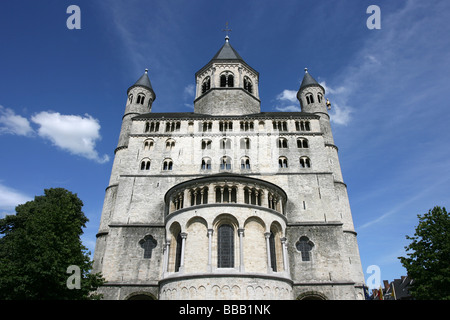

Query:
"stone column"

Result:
[[279, 197, 284, 215], [179, 232, 187, 273], [211, 67, 216, 88], [265, 232, 272, 273], [207, 229, 213, 272], [237, 184, 245, 203], [183, 189, 190, 208], [238, 67, 243, 88], [262, 189, 269, 208], [281, 237, 289, 274], [238, 228, 245, 272], [163, 240, 171, 276], [208, 184, 215, 204]]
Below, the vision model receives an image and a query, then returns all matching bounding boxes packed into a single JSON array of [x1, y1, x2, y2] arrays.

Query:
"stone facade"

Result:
[[92, 38, 365, 300]]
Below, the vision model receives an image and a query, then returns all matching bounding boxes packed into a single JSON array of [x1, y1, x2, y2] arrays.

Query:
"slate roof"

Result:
[[133, 111, 318, 120], [127, 69, 156, 98], [210, 37, 244, 61], [196, 37, 259, 76], [299, 69, 324, 92]]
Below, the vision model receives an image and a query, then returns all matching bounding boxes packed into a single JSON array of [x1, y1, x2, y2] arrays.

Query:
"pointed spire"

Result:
[[299, 68, 323, 91], [127, 68, 156, 99], [210, 37, 243, 61]]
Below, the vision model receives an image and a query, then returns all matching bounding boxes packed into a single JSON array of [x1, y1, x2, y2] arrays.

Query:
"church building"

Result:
[[92, 35, 365, 300]]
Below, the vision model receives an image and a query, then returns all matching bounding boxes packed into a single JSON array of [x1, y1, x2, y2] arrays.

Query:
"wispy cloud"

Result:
[[276, 89, 297, 103], [0, 183, 32, 217], [275, 89, 301, 112], [0, 106, 33, 136], [31, 111, 109, 164], [358, 173, 450, 230]]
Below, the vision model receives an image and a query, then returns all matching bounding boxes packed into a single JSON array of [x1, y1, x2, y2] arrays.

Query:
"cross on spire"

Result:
[[222, 21, 232, 41]]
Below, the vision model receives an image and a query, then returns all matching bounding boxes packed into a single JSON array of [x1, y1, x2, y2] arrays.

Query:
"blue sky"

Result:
[[1, 0, 449, 287]]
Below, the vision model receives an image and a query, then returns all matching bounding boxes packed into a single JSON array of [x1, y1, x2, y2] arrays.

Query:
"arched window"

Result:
[[300, 156, 311, 168], [200, 121, 212, 132], [240, 121, 254, 131], [220, 74, 227, 87], [268, 192, 279, 210], [219, 121, 233, 132], [272, 121, 288, 131], [220, 138, 231, 149], [140, 159, 151, 170], [220, 72, 234, 88], [215, 186, 237, 203], [306, 93, 314, 104], [163, 159, 173, 171], [145, 121, 160, 133], [201, 77, 211, 94], [139, 235, 157, 259], [278, 157, 288, 168], [217, 224, 234, 268], [165, 121, 181, 132], [297, 138, 309, 148], [165, 139, 175, 150], [240, 157, 251, 170], [240, 138, 251, 149], [305, 121, 311, 131], [295, 120, 310, 131], [128, 94, 133, 104], [143, 139, 154, 151], [201, 157, 211, 170], [317, 93, 323, 103], [137, 93, 146, 105], [269, 232, 277, 272], [201, 139, 212, 150], [228, 74, 234, 87], [296, 236, 314, 261], [277, 138, 288, 148], [220, 156, 232, 170], [190, 187, 209, 206], [244, 76, 253, 93], [175, 232, 182, 272], [244, 188, 262, 205]]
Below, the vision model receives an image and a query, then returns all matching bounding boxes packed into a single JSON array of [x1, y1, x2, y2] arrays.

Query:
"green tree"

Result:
[[399, 206, 450, 300], [0, 188, 104, 299]]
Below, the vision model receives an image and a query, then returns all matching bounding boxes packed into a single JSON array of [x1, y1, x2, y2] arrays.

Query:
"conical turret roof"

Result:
[[299, 68, 321, 90], [127, 69, 156, 99]]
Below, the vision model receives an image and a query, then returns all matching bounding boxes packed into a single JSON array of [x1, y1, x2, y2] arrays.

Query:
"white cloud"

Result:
[[31, 111, 109, 164], [318, 81, 352, 126], [183, 84, 195, 98], [275, 105, 301, 112], [0, 183, 32, 216], [0, 106, 34, 136], [276, 89, 298, 103], [328, 102, 352, 126]]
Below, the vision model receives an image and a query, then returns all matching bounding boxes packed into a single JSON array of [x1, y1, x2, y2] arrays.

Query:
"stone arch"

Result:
[[213, 214, 239, 269], [168, 222, 182, 272], [243, 216, 266, 273], [125, 291, 156, 300], [184, 217, 208, 273], [297, 291, 328, 300], [269, 221, 284, 272]]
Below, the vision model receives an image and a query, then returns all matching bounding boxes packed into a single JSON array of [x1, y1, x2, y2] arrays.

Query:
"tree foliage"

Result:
[[399, 206, 450, 300], [0, 188, 104, 299]]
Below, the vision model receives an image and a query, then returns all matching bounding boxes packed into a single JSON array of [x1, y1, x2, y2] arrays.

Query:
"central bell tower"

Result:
[[193, 36, 260, 115]]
